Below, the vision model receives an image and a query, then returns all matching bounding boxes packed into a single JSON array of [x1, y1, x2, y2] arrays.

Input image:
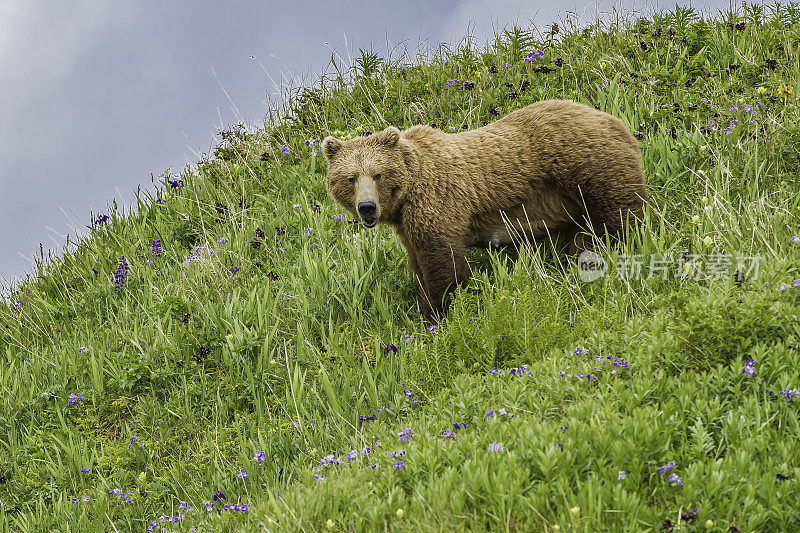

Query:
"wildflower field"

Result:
[[3, 4, 800, 532]]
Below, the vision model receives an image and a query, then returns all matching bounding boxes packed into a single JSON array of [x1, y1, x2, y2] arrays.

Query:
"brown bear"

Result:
[[323, 99, 646, 323]]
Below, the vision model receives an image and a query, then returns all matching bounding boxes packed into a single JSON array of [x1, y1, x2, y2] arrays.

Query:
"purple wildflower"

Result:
[[780, 388, 799, 400], [229, 266, 239, 273], [79, 347, 88, 353], [791, 235, 799, 243], [254, 450, 267, 462], [794, 280, 800, 288], [742, 359, 756, 376], [280, 145, 290, 155], [574, 347, 583, 357], [346, 450, 357, 461], [151, 239, 162, 258], [523, 49, 545, 63], [488, 442, 505, 452], [236, 470, 247, 479], [392, 461, 406, 469], [398, 428, 414, 442], [114, 255, 129, 293], [681, 508, 699, 521], [667, 473, 683, 485], [386, 344, 398, 354], [67, 393, 83, 406], [618, 471, 626, 479], [213, 491, 226, 501], [128, 436, 139, 448], [81, 468, 91, 472], [613, 357, 629, 368], [445, 79, 459, 87]]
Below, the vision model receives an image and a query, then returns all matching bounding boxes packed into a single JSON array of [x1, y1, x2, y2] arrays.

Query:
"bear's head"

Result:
[[322, 127, 414, 228]]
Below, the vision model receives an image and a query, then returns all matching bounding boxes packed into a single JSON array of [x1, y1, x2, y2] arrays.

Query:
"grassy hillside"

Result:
[[3, 4, 800, 531]]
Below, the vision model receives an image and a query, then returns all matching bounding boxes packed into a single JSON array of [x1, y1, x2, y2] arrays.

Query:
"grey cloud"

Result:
[[0, 0, 748, 291]]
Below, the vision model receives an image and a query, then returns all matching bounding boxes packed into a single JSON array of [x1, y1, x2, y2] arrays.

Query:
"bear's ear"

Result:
[[376, 126, 400, 147], [322, 136, 344, 160]]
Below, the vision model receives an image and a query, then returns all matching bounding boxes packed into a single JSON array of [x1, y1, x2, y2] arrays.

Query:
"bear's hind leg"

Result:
[[572, 183, 645, 250], [563, 221, 597, 255]]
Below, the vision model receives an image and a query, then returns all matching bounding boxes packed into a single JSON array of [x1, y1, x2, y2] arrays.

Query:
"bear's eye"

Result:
[[347, 176, 357, 183], [373, 173, 381, 180]]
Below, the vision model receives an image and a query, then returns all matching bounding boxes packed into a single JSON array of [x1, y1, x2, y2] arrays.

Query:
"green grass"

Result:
[[3, 3, 800, 531]]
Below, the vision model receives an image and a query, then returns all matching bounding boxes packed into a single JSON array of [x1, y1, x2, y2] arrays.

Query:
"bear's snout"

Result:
[[357, 201, 377, 218], [357, 201, 378, 227]]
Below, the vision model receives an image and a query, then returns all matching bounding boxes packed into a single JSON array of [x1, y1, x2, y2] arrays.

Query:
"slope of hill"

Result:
[[2, 4, 800, 531]]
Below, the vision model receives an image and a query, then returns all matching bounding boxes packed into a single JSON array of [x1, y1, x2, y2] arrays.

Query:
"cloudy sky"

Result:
[[0, 0, 738, 291]]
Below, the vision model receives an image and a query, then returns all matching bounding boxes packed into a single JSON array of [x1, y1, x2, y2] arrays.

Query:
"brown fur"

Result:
[[323, 99, 646, 323]]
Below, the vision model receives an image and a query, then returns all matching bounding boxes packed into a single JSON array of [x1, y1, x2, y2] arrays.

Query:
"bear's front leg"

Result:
[[401, 245, 431, 318], [414, 242, 468, 323]]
